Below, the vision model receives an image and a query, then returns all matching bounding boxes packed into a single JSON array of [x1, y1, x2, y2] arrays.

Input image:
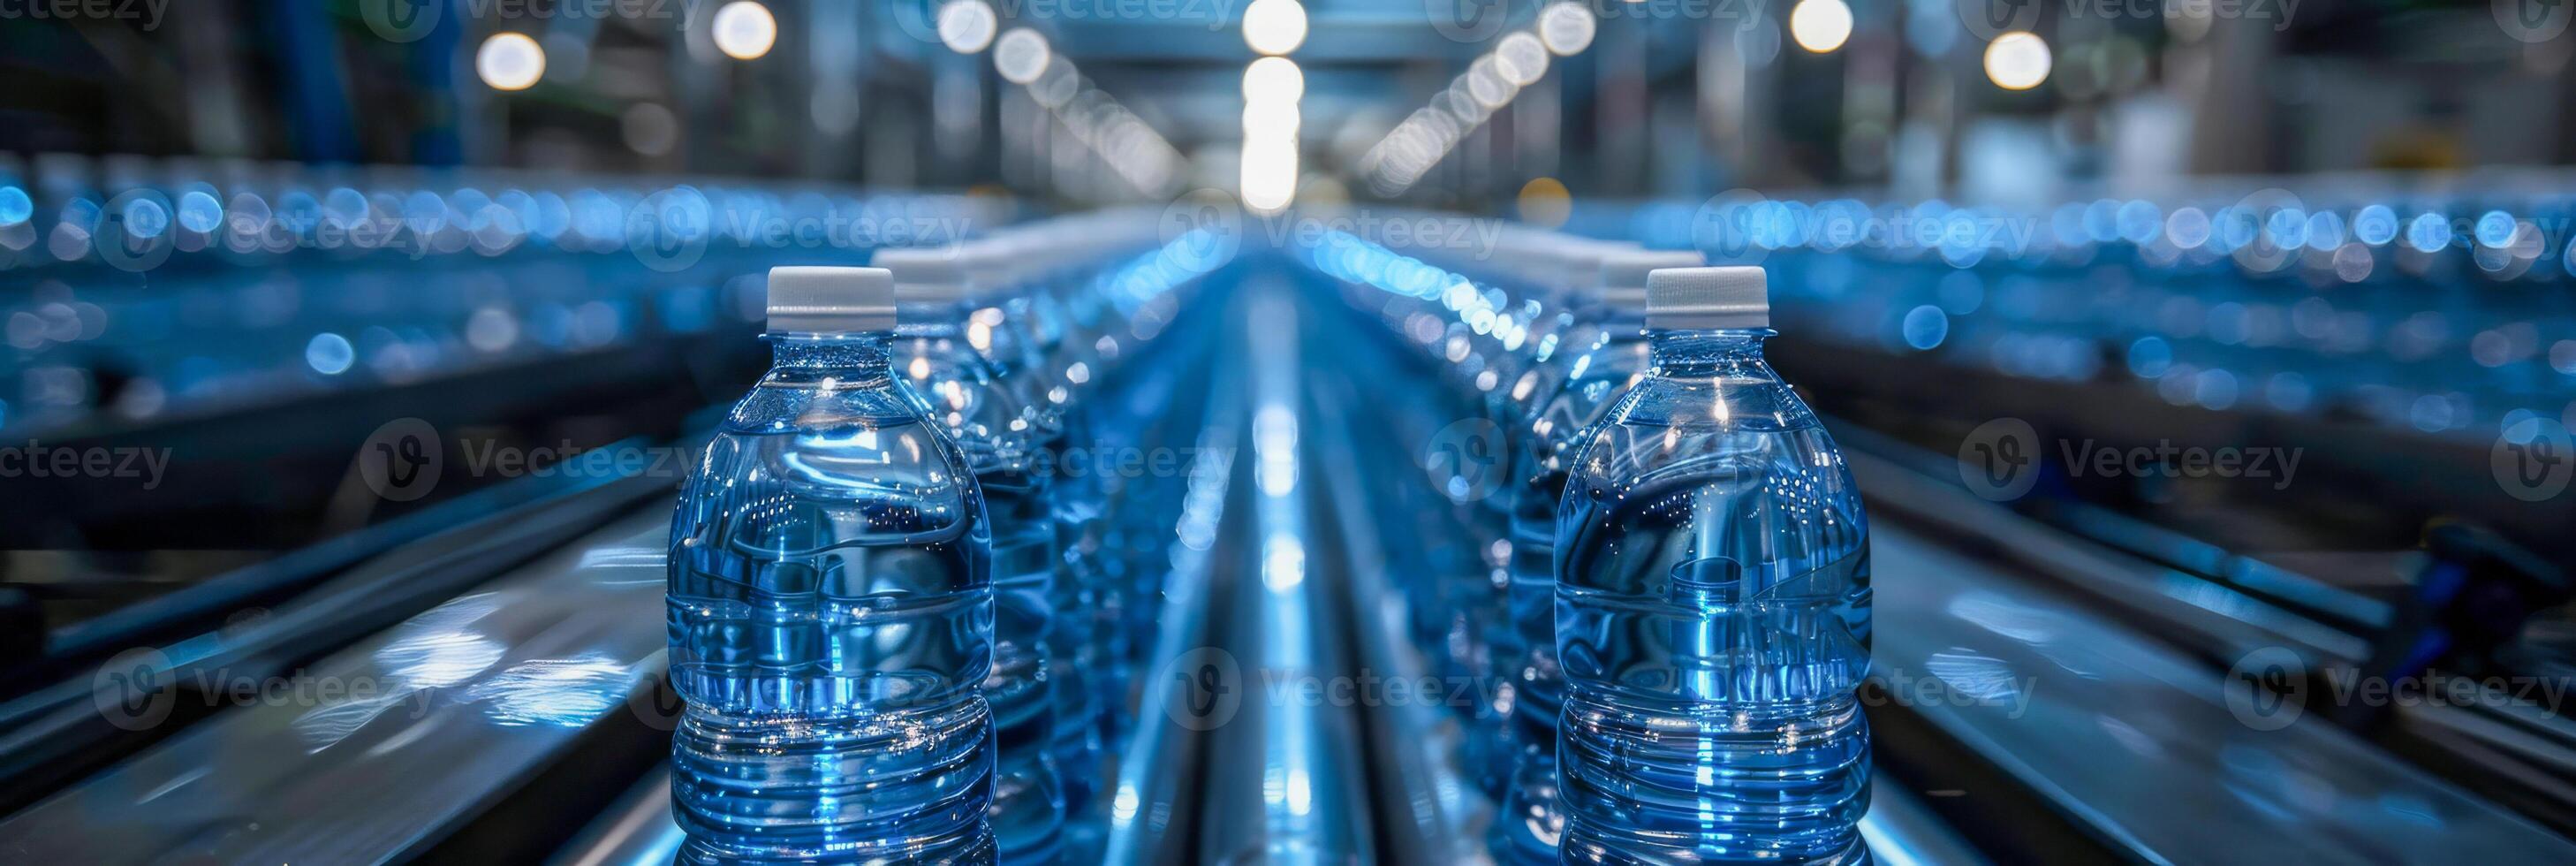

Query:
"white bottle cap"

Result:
[[766, 266, 896, 334], [1597, 249, 1705, 312], [873, 247, 972, 304], [1645, 266, 1767, 330]]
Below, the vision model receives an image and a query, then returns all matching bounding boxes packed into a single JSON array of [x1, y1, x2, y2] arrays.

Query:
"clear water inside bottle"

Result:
[[1555, 332, 1874, 864], [667, 341, 998, 862]]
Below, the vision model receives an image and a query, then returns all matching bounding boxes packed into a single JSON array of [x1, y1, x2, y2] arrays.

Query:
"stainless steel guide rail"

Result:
[[0, 510, 674, 862], [1845, 441, 2576, 863]]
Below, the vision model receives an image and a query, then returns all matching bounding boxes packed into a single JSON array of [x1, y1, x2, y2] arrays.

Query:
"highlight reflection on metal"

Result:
[[1858, 453, 2576, 862], [552, 765, 688, 866], [1101, 327, 1246, 865], [0, 515, 673, 862], [1201, 285, 1372, 861], [1304, 340, 1495, 864]]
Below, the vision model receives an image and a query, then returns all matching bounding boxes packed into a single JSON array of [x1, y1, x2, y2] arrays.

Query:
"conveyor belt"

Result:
[[3, 260, 2569, 863]]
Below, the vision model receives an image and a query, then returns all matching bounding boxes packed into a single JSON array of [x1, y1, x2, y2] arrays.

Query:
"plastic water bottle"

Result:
[[1474, 236, 1639, 798], [666, 266, 997, 863], [1493, 248, 1703, 863], [1555, 266, 1874, 864], [878, 247, 1068, 864], [965, 237, 1114, 847]]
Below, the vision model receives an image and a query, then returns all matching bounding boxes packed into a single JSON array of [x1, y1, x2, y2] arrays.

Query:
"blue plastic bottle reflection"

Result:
[[1492, 249, 1701, 864], [665, 266, 996, 863], [879, 248, 1067, 864], [1556, 267, 1874, 865]]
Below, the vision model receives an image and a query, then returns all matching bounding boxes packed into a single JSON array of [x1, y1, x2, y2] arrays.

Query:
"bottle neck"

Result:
[[1648, 329, 1775, 377], [767, 332, 893, 383]]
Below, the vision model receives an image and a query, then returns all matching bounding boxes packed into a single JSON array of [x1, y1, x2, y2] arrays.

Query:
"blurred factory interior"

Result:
[[3, 0, 2576, 862]]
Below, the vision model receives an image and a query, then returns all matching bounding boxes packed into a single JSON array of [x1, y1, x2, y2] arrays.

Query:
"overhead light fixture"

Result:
[[1241, 136, 1298, 213], [1243, 102, 1301, 141], [1496, 33, 1549, 85], [1983, 31, 2052, 90], [990, 29, 1182, 197], [995, 27, 1051, 84], [1466, 56, 1514, 109], [1242, 56, 1304, 103], [1537, 2, 1595, 56], [476, 33, 545, 91], [1788, 0, 1852, 54], [936, 0, 998, 54], [1360, 5, 1603, 194], [712, 1, 777, 61], [1242, 0, 1307, 56]]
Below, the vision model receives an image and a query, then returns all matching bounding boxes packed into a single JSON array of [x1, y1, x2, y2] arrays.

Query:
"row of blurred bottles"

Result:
[[0, 151, 1004, 435], [665, 211, 1232, 862], [1583, 179, 2576, 446], [1299, 222, 1875, 862], [14, 149, 2566, 452]]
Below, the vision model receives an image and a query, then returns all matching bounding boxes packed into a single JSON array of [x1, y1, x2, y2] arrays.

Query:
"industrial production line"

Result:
[[4, 224, 2572, 863]]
